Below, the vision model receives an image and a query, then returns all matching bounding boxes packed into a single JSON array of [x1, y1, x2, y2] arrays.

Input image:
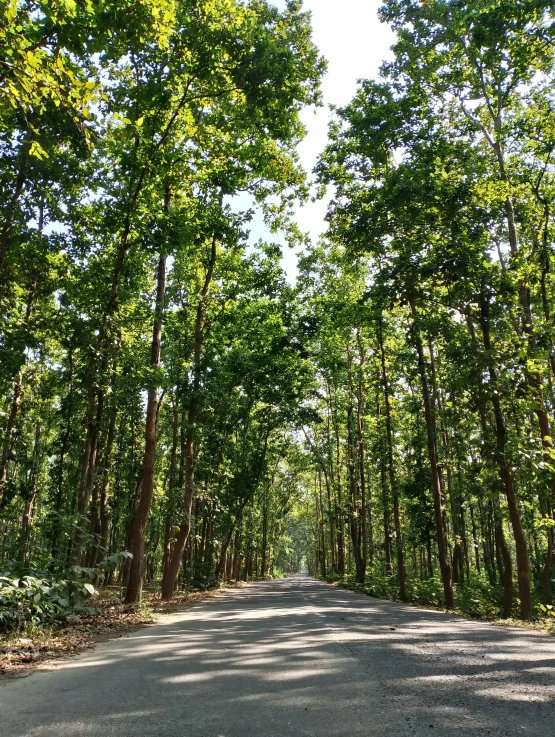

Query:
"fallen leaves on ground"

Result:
[[0, 585, 227, 678]]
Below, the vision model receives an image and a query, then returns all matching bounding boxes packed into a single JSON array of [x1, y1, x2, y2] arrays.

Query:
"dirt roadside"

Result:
[[0, 585, 230, 680]]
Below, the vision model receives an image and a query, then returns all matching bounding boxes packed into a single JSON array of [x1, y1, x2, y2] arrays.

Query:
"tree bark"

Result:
[[478, 286, 532, 618], [356, 331, 370, 568], [378, 320, 407, 601], [19, 422, 42, 562], [0, 269, 38, 509], [89, 388, 118, 568], [376, 391, 393, 575], [317, 470, 327, 577], [161, 234, 217, 599], [409, 297, 454, 609], [125, 242, 167, 603], [347, 349, 365, 583]]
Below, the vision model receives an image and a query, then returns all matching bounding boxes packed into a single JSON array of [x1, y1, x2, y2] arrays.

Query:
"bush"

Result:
[[454, 575, 504, 618], [362, 571, 401, 600], [0, 551, 132, 633], [186, 574, 220, 591], [323, 569, 509, 620], [0, 574, 72, 632], [407, 577, 445, 608]]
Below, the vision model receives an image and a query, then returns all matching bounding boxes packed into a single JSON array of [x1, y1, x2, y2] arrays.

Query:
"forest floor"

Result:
[[1, 575, 554, 737], [0, 584, 233, 677]]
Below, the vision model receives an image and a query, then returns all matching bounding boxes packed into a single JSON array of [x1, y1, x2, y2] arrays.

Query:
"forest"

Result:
[[1, 0, 555, 633]]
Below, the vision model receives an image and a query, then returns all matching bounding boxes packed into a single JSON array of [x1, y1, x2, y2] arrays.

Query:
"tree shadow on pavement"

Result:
[[1, 576, 554, 737]]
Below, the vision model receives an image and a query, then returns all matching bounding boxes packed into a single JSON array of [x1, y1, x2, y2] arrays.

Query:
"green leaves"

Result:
[[0, 551, 134, 632]]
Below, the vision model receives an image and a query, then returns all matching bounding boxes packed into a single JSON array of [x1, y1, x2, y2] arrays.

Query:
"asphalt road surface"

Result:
[[1, 575, 554, 736]]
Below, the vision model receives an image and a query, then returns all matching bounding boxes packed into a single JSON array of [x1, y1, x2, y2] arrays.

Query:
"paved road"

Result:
[[1, 576, 554, 736]]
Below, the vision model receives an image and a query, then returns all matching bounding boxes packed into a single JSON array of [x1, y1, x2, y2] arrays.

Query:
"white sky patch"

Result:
[[245, 0, 396, 283]]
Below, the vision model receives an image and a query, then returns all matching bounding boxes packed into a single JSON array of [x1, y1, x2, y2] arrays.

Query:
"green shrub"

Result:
[[0, 574, 71, 631], [324, 569, 511, 620], [186, 574, 220, 591], [0, 551, 132, 632], [407, 577, 445, 608], [454, 575, 504, 618]]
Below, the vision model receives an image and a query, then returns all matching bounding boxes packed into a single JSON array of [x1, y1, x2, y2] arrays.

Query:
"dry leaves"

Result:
[[0, 585, 226, 677]]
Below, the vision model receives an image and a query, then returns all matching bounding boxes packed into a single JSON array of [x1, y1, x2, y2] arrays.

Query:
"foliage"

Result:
[[326, 571, 505, 621], [0, 552, 132, 632], [1, 0, 555, 634], [185, 574, 220, 592]]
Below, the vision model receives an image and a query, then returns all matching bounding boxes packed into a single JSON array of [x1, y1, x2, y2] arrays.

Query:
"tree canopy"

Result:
[[2, 0, 555, 630]]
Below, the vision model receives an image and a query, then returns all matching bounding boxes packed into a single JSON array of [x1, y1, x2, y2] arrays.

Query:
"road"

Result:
[[1, 575, 554, 736]]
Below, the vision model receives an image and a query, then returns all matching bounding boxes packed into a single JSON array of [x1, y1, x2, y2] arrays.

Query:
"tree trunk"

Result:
[[0, 273, 38, 509], [19, 422, 42, 562], [378, 320, 407, 601], [89, 391, 117, 568], [318, 470, 327, 577], [161, 234, 218, 599], [376, 391, 393, 575], [356, 331, 369, 569], [478, 286, 531, 619], [544, 521, 553, 605], [332, 398, 346, 576], [261, 498, 268, 578], [409, 297, 454, 609], [0, 371, 23, 509], [347, 350, 365, 583], [125, 246, 167, 603]]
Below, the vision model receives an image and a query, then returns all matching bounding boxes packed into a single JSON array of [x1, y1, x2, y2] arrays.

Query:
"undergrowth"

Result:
[[321, 570, 555, 632]]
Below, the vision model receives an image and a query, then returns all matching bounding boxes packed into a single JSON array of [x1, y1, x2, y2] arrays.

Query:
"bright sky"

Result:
[[250, 0, 396, 281]]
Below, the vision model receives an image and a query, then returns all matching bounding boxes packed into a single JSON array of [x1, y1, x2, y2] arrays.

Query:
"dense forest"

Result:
[[1, 0, 555, 631]]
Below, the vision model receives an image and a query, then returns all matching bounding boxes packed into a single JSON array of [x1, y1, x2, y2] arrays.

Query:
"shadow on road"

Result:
[[1, 576, 554, 736]]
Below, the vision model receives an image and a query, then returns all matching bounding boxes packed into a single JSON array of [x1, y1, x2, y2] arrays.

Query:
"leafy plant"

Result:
[[0, 551, 132, 632]]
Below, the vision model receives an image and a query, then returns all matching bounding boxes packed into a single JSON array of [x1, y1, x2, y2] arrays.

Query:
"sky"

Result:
[[247, 0, 396, 281]]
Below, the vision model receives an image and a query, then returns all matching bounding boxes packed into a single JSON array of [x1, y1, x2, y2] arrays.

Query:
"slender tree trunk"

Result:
[[493, 495, 513, 618], [161, 234, 218, 599], [347, 350, 365, 582], [376, 392, 393, 575], [378, 321, 407, 601], [89, 390, 117, 568], [233, 527, 241, 582], [544, 518, 553, 605], [0, 372, 23, 509], [427, 338, 464, 588], [19, 422, 42, 562], [478, 286, 531, 619], [356, 331, 369, 570], [426, 530, 433, 578], [469, 502, 481, 574], [331, 388, 346, 576], [261, 495, 268, 578], [326, 465, 337, 573], [216, 524, 237, 578], [0, 272, 38, 508], [162, 401, 180, 580], [409, 297, 454, 609], [318, 470, 327, 577], [126, 244, 167, 603]]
